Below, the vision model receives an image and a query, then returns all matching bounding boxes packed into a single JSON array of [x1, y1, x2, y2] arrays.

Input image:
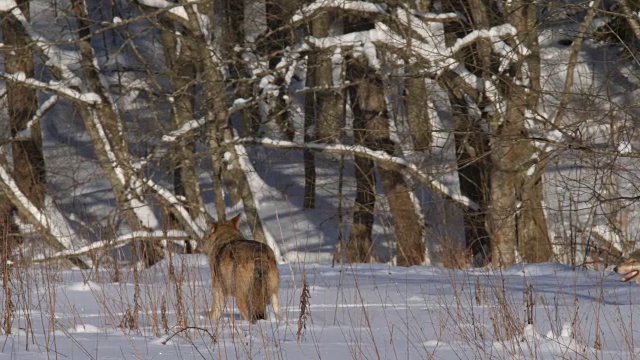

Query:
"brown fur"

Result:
[[614, 250, 640, 284], [203, 215, 280, 323]]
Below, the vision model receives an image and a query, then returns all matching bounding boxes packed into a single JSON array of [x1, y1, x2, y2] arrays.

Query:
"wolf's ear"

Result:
[[230, 214, 241, 229], [205, 223, 217, 239]]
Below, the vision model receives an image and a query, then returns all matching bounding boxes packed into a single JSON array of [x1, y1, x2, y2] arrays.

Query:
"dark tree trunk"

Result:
[[303, 52, 318, 209], [2, 0, 43, 258], [0, 196, 19, 268], [250, 0, 297, 140], [160, 22, 202, 253], [440, 71, 492, 266], [436, 0, 493, 267], [507, 0, 552, 263], [346, 57, 426, 266], [303, 9, 345, 209], [404, 63, 432, 151], [346, 155, 376, 262]]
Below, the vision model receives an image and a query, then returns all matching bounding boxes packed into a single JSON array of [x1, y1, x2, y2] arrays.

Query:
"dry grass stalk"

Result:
[[297, 270, 311, 343]]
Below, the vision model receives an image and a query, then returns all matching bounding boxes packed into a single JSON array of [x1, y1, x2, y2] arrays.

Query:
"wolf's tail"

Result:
[[249, 260, 270, 322]]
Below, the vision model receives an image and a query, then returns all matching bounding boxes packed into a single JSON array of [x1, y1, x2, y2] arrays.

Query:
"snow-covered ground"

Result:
[[1, 256, 639, 359]]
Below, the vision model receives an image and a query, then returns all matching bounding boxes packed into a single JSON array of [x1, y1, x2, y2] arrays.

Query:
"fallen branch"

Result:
[[29, 230, 192, 264]]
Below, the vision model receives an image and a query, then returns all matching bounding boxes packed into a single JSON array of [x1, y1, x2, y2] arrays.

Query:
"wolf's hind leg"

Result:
[[236, 295, 253, 323], [210, 286, 225, 321], [271, 293, 281, 320]]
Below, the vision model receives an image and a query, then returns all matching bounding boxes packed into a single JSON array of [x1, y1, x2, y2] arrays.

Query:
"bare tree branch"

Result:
[[227, 137, 480, 210]]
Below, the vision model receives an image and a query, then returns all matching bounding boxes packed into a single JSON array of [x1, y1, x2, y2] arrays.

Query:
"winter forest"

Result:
[[2, 0, 639, 270], [2, 0, 640, 358]]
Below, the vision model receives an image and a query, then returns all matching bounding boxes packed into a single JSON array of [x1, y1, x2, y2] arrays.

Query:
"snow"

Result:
[[66, 280, 101, 292], [0, 72, 101, 105], [618, 140, 633, 154], [67, 324, 101, 333], [291, 0, 388, 23], [78, 92, 102, 104], [0, 0, 17, 12], [136, 0, 189, 21], [2, 259, 639, 358], [307, 20, 521, 84]]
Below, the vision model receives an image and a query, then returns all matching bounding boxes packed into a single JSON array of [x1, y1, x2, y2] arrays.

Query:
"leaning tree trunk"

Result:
[[0, 3, 91, 268], [347, 57, 426, 266], [3, 0, 44, 208], [260, 0, 295, 140], [71, 0, 164, 266]]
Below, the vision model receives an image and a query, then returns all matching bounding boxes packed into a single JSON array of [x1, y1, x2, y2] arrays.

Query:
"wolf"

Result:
[[203, 214, 280, 323], [614, 250, 640, 284]]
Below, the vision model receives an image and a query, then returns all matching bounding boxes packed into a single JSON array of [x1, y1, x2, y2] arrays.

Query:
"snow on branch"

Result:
[[138, 93, 269, 168], [390, 7, 456, 47], [307, 22, 521, 77], [0, 0, 18, 12], [136, 0, 211, 40], [29, 230, 191, 264], [133, 117, 206, 169], [136, 176, 206, 238], [161, 117, 205, 143], [292, 0, 388, 23], [5, 6, 83, 86], [407, 10, 459, 23], [12, 95, 59, 141], [0, 72, 101, 105], [229, 137, 480, 211], [136, 0, 189, 21]]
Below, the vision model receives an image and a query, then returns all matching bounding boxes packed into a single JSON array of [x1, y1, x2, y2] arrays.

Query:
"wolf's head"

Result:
[[203, 214, 244, 251], [614, 250, 640, 283]]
